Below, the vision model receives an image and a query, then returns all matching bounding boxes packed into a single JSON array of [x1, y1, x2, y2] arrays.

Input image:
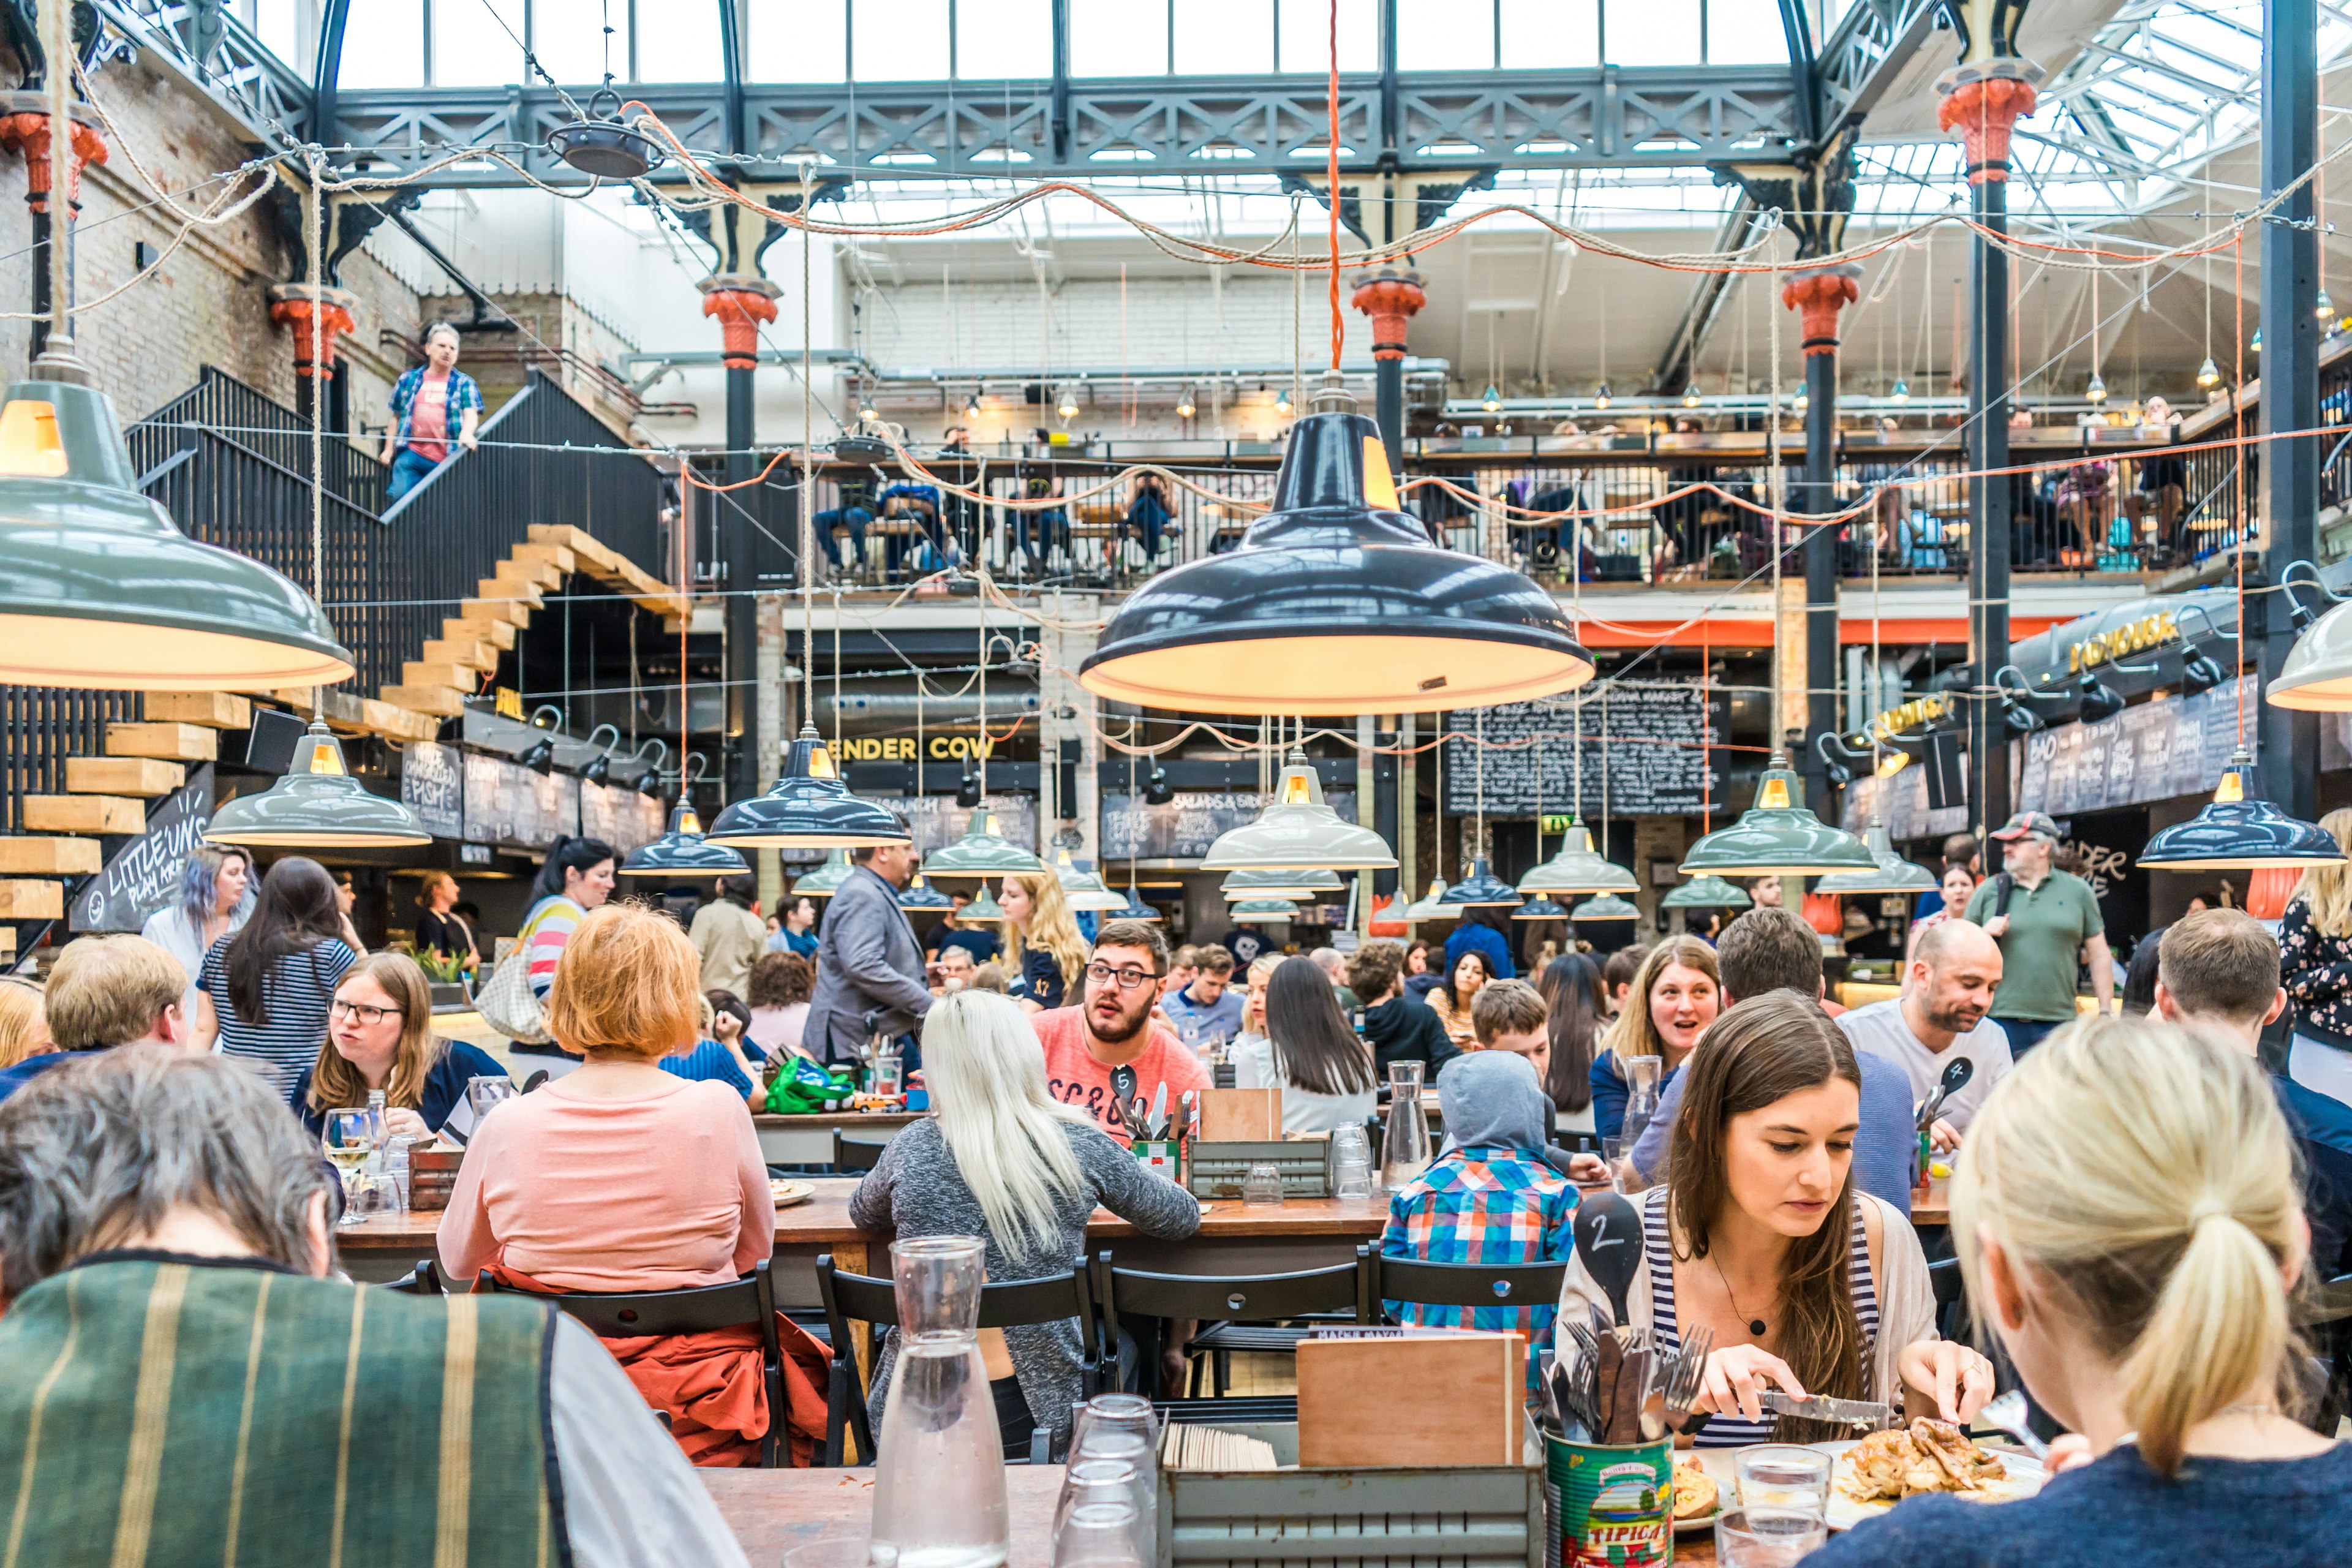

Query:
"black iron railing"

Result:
[[131, 366, 386, 514], [0, 688, 140, 837]]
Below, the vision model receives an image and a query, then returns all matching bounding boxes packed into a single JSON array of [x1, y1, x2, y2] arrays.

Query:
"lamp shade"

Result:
[[791, 849, 853, 899], [1570, 892, 1640, 922], [1229, 898, 1299, 921], [1517, 820, 1639, 895], [1660, 875, 1752, 911], [706, 726, 911, 848], [1512, 894, 1570, 921], [1811, 823, 1939, 895], [1077, 398, 1594, 715], [1678, 753, 1879, 878], [205, 718, 433, 848], [2139, 750, 2349, 872], [2269, 598, 2352, 710], [618, 804, 750, 876], [1221, 866, 1346, 902], [0, 382, 355, 689], [1054, 848, 1130, 911], [959, 885, 1010, 922], [1437, 858, 1522, 908], [898, 873, 955, 910], [924, 807, 1047, 877], [1403, 878, 1458, 922], [1113, 884, 1163, 922], [1200, 752, 1396, 872]]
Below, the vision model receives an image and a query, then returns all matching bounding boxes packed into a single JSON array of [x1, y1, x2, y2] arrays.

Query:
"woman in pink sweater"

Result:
[[442, 902, 774, 1294]]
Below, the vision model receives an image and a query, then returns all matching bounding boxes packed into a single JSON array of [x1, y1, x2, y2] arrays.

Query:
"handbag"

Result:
[[474, 938, 551, 1044]]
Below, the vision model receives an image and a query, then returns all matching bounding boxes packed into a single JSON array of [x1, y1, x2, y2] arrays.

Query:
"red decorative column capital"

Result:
[[699, 274, 783, 370], [1937, 69, 2039, 186], [1780, 265, 1862, 357], [267, 285, 360, 379], [1350, 266, 1427, 361], [0, 101, 107, 214]]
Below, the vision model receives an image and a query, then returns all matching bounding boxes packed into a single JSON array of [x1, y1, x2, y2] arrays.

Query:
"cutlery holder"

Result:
[[1546, 1431, 1676, 1566], [1182, 1139, 1335, 1200]]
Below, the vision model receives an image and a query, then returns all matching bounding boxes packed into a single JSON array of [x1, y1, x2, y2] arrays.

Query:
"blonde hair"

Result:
[[1003, 870, 1090, 993], [919, 990, 1091, 1265], [2286, 807, 2352, 938], [0, 978, 47, 1069], [44, 936, 187, 1051], [1953, 1015, 2305, 1477], [1600, 936, 1719, 1063], [544, 903, 701, 1059], [306, 952, 445, 1115], [1242, 954, 1279, 1034]]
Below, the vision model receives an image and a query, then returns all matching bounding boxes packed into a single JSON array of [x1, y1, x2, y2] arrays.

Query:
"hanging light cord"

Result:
[[306, 151, 327, 712], [801, 167, 816, 760], [1325, 0, 1342, 371]]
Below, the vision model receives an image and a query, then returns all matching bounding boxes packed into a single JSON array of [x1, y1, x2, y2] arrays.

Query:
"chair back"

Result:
[[1366, 1248, 1566, 1312], [1091, 1251, 1372, 1327], [379, 1259, 444, 1295], [832, 1129, 890, 1172]]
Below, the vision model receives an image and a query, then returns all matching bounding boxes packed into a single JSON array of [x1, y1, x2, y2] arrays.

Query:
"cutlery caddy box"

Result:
[[1157, 1420, 1546, 1568], [1182, 1139, 1337, 1200]]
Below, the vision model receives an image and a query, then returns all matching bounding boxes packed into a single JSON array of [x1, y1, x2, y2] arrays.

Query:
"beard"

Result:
[[1088, 992, 1154, 1046], [1923, 998, 1985, 1035]]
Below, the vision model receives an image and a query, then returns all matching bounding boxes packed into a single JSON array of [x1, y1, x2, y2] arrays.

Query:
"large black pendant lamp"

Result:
[[2139, 750, 2348, 872], [619, 803, 749, 876], [1438, 858, 1523, 907], [206, 718, 432, 848], [706, 725, 912, 849], [0, 381, 353, 688], [1078, 375, 1593, 715]]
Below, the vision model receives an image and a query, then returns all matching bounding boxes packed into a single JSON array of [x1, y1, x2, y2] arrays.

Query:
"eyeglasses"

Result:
[[330, 1000, 405, 1025], [1084, 962, 1161, 992]]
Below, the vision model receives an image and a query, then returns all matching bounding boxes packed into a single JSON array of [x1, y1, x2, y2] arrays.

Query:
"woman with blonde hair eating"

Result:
[[1806, 1016, 2347, 1566]]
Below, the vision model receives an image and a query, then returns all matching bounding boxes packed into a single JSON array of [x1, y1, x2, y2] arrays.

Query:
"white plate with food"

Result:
[[1822, 1420, 2046, 1528], [769, 1178, 817, 1208], [1667, 1450, 1723, 1536]]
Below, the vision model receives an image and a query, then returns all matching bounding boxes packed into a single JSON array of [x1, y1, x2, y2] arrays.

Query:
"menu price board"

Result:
[[2013, 675, 2257, 818], [1440, 684, 1722, 818], [463, 752, 581, 850], [1839, 764, 1970, 842], [401, 742, 466, 840], [1102, 788, 1360, 862], [876, 795, 1041, 859], [580, 781, 664, 858]]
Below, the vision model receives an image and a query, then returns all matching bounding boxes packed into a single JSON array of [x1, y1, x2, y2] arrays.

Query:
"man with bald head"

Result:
[[1839, 919, 2013, 1152]]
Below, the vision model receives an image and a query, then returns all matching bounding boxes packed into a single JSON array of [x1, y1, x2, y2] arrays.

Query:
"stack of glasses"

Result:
[[1329, 1123, 1375, 1199], [1051, 1395, 1159, 1568]]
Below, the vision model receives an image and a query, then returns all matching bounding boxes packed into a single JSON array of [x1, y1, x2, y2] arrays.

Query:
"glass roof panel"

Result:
[[1175, 0, 1275, 75], [1500, 0, 1600, 69], [1705, 0, 1787, 64], [1605, 0, 1702, 67], [1071, 4, 1167, 75], [435, 0, 525, 88], [1398, 0, 1494, 70], [854, 0, 951, 79], [957, 0, 1052, 77], [635, 0, 723, 81], [749, 0, 848, 80], [337, 0, 423, 87], [1275, 0, 1379, 72], [533, 0, 624, 83]]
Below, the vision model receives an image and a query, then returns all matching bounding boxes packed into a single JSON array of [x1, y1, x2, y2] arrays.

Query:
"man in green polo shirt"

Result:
[[1964, 810, 2114, 1057]]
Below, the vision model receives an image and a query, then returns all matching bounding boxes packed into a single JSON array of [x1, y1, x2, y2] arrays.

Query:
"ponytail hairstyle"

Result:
[[1951, 1016, 2304, 1477]]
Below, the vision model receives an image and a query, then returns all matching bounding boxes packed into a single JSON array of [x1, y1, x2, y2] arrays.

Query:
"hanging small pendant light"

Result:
[[706, 724, 913, 849], [1229, 897, 1299, 921], [1113, 882, 1162, 922], [958, 883, 1011, 922], [547, 86, 663, 178], [205, 718, 432, 848], [791, 848, 854, 899], [1175, 386, 1197, 420], [1812, 821, 1938, 895], [1403, 876, 1457, 922], [1517, 817, 1640, 897], [1481, 385, 1502, 413], [1593, 382, 1613, 410], [963, 390, 984, 419], [898, 873, 956, 911], [619, 802, 750, 876], [1055, 847, 1130, 911], [924, 806, 1047, 878], [1890, 378, 1910, 404], [1200, 751, 1397, 872], [1570, 892, 1640, 922], [1682, 386, 1702, 408], [1437, 858, 1522, 909], [1660, 875, 1752, 911], [1222, 865, 1345, 901], [1512, 894, 1570, 922], [2196, 355, 2222, 388], [1057, 385, 1081, 419], [2319, 289, 2339, 322], [1274, 386, 1294, 417], [1080, 380, 1593, 715], [2139, 750, 2348, 872], [1678, 753, 1879, 878], [2085, 371, 2108, 404]]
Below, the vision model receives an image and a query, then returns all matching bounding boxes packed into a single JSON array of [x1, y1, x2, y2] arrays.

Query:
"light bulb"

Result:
[[1176, 387, 1196, 419], [1274, 387, 1292, 416], [2320, 290, 2338, 321], [1682, 386, 1701, 407], [2196, 355, 2221, 388], [1795, 390, 1809, 412], [2086, 371, 2107, 403], [1594, 382, 1612, 410], [1890, 378, 1910, 404], [2252, 328, 2263, 352], [1481, 384, 1501, 413], [858, 399, 878, 424], [1057, 386, 1079, 418], [963, 392, 982, 418]]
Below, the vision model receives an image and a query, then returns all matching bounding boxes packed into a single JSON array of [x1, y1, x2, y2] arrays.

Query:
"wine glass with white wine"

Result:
[[322, 1109, 379, 1227]]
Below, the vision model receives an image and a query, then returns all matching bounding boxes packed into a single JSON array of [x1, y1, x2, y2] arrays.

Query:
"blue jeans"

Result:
[[1016, 506, 1068, 565], [1126, 496, 1170, 557], [1997, 1017, 2065, 1058], [815, 505, 873, 569], [385, 447, 443, 502]]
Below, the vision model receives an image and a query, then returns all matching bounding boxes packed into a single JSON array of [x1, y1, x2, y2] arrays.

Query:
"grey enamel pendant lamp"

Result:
[[706, 725, 912, 850], [1200, 752, 1396, 872], [619, 804, 750, 876], [206, 718, 432, 848]]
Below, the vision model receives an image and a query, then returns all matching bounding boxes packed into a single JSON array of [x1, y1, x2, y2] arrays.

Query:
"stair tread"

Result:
[[0, 837, 102, 874], [21, 796, 145, 834], [66, 757, 183, 796], [0, 881, 64, 919]]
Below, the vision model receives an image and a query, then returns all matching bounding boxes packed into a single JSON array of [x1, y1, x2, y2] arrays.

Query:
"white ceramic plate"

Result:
[[769, 1179, 816, 1208], [1675, 1440, 2045, 1532]]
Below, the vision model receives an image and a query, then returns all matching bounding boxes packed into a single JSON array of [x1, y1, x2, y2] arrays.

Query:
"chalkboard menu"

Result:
[[401, 742, 465, 840], [2013, 676, 2256, 818], [1102, 790, 1360, 862], [70, 767, 215, 933], [464, 753, 581, 850], [1839, 765, 1970, 842], [579, 781, 664, 857], [1441, 685, 1722, 818]]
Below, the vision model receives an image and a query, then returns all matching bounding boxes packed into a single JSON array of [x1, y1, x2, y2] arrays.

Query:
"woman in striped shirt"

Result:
[[1558, 990, 1992, 1444], [194, 856, 357, 1101], [508, 835, 616, 1074]]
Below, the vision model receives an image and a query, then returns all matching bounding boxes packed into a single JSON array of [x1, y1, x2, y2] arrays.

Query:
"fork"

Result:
[[1664, 1324, 1712, 1436], [1977, 1389, 2051, 1462]]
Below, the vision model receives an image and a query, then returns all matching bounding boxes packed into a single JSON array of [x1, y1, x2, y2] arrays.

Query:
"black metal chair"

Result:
[[1092, 1250, 1373, 1398], [379, 1259, 444, 1295], [1926, 1255, 1971, 1344], [519, 1070, 551, 1093], [1365, 1246, 1569, 1333], [477, 1260, 790, 1467], [832, 1129, 889, 1172], [815, 1253, 1099, 1468]]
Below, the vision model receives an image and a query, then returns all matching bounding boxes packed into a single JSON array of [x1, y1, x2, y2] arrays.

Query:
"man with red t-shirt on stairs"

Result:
[[1032, 919, 1209, 1145]]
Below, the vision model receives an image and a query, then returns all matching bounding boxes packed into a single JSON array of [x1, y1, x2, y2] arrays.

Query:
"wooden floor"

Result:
[[1210, 1352, 1298, 1396]]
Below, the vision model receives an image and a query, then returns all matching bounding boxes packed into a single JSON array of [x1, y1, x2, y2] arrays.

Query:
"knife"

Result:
[[1149, 1081, 1168, 1138], [1761, 1391, 1902, 1429]]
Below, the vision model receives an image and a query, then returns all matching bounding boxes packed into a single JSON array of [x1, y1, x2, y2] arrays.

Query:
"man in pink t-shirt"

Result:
[[1032, 919, 1209, 1145]]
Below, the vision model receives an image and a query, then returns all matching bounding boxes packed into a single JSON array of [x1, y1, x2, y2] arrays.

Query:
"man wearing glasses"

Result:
[[1033, 919, 1210, 1145]]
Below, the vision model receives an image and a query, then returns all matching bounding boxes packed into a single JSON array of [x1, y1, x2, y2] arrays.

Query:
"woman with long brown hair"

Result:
[[295, 951, 506, 1139], [1587, 935, 1719, 1139], [1535, 952, 1605, 1133], [1558, 991, 1991, 1445]]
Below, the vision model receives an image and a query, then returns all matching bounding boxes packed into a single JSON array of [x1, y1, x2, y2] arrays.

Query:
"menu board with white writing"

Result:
[[1440, 685, 1722, 818], [2011, 676, 2256, 818], [401, 742, 465, 840], [579, 781, 665, 858], [877, 795, 1040, 859], [463, 753, 581, 850]]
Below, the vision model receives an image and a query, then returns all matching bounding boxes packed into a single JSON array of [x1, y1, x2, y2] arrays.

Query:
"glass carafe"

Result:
[[868, 1237, 1009, 1568], [1620, 1054, 1663, 1148], [1381, 1060, 1433, 1191]]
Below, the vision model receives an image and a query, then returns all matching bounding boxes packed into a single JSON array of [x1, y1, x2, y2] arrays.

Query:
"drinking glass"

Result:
[[466, 1076, 516, 1123], [1242, 1162, 1285, 1206], [1051, 1459, 1151, 1567], [1714, 1506, 1828, 1567], [1329, 1124, 1374, 1199], [1050, 1500, 1143, 1568], [1600, 1136, 1640, 1195], [344, 1170, 402, 1220], [1380, 1061, 1432, 1191], [322, 1109, 379, 1227], [869, 1237, 1010, 1568], [1733, 1446, 1833, 1515], [1620, 1055, 1662, 1148]]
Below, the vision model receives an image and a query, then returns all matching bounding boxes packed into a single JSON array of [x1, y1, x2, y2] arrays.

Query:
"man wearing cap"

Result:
[[1962, 811, 2113, 1057]]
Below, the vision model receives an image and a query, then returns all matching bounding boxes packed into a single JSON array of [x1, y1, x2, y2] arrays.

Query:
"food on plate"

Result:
[[1843, 1419, 2008, 1502], [1670, 1453, 1718, 1520]]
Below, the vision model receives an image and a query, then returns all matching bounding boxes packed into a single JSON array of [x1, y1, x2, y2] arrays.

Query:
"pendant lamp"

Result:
[[1812, 822, 1938, 895], [1678, 753, 1879, 878], [1517, 818, 1639, 896], [618, 803, 750, 876], [1078, 377, 1593, 715], [792, 849, 853, 899], [2139, 750, 2348, 872], [1221, 865, 1346, 902], [958, 884, 1010, 922], [1112, 883, 1163, 922], [1512, 894, 1570, 922], [1659, 875, 1752, 911], [1571, 892, 1640, 922], [924, 807, 1047, 878], [706, 725, 911, 849], [1403, 877, 1457, 922], [2268, 599, 2352, 710], [898, 873, 955, 911], [1200, 751, 1397, 872], [205, 718, 432, 848], [1229, 898, 1299, 921], [0, 382, 354, 688], [1054, 848, 1130, 911], [1437, 858, 1522, 908]]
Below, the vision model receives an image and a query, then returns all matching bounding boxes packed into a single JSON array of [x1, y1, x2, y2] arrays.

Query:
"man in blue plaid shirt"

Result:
[[381, 323, 485, 502]]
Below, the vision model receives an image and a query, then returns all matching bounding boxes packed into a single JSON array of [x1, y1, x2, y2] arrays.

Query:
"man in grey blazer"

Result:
[[805, 833, 933, 1070]]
